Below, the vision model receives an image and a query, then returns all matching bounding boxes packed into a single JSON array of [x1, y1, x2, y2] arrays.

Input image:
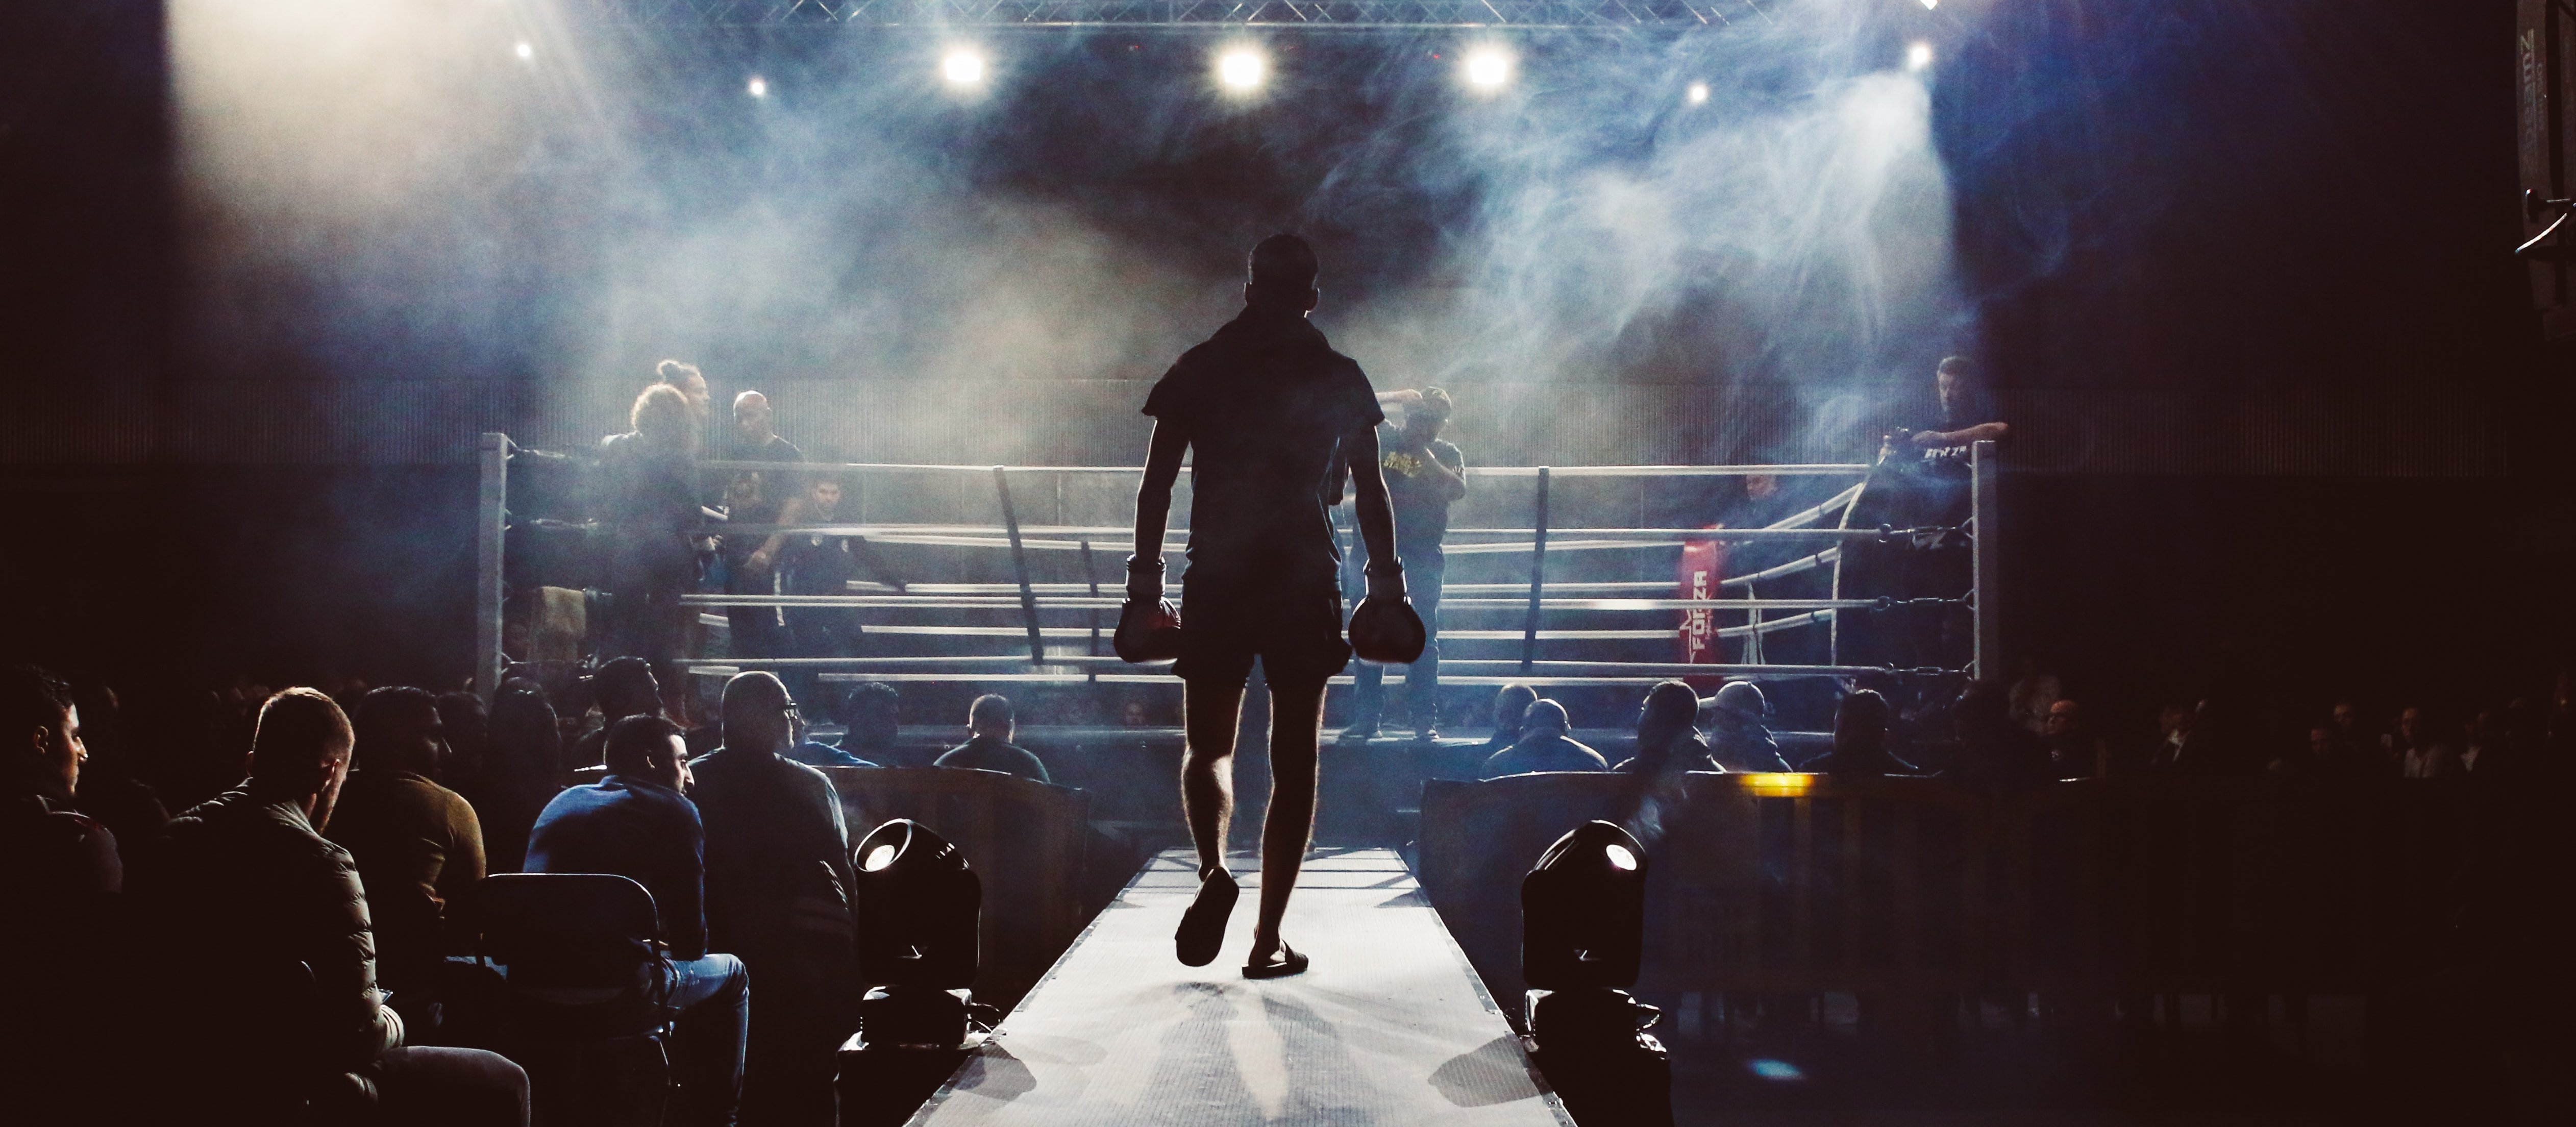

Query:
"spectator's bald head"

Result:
[[721, 671, 795, 756], [733, 390, 773, 441]]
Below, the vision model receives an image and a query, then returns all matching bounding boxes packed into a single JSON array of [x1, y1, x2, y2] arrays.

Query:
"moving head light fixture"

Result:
[[853, 819, 982, 1049]]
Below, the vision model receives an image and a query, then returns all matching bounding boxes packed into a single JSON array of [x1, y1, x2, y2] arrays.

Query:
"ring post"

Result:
[[475, 433, 510, 706], [1970, 439, 2000, 680], [1520, 467, 1551, 674], [1079, 540, 1103, 657], [993, 467, 1046, 665]]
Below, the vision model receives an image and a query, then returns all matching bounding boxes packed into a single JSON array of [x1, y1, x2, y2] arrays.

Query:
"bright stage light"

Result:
[[1217, 47, 1266, 92], [1905, 41, 1934, 72], [513, 41, 533, 62], [1464, 47, 1512, 90], [747, 75, 770, 97], [1919, 0, 1938, 9], [942, 48, 986, 86], [1686, 81, 1709, 105]]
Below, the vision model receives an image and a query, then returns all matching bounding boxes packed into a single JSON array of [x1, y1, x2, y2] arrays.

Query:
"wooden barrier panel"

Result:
[[1420, 773, 2477, 1024], [821, 766, 1091, 1008]]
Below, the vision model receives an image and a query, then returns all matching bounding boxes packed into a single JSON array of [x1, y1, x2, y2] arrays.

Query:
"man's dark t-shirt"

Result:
[[1143, 310, 1382, 582], [717, 432, 805, 560], [933, 736, 1052, 785], [1376, 425, 1465, 569]]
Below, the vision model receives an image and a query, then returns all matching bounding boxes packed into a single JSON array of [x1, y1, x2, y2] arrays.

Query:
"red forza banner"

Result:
[[1677, 533, 1725, 688]]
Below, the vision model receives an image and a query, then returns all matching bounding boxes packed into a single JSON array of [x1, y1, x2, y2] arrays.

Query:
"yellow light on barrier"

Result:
[[1742, 772, 1813, 798]]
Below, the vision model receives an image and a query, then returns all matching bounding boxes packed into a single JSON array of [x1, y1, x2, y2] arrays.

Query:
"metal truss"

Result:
[[576, 0, 1765, 29]]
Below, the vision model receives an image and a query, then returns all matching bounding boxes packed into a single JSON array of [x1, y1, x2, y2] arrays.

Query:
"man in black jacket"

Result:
[[133, 688, 527, 1125], [688, 672, 857, 1126], [529, 714, 748, 1127]]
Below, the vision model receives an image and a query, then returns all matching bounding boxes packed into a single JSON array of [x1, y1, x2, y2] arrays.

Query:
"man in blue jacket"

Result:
[[528, 714, 750, 1127]]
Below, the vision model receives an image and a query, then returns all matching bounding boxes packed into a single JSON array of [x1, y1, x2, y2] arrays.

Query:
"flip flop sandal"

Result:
[[1243, 942, 1309, 979], [1175, 868, 1238, 968]]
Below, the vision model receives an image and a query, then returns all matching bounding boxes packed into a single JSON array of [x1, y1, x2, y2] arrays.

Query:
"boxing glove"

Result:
[[1114, 555, 1183, 664], [1348, 562, 1426, 665]]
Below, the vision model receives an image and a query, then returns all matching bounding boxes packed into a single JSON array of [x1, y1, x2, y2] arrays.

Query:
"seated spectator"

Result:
[[460, 679, 562, 873], [2143, 699, 2211, 773], [7, 672, 127, 1127], [1478, 700, 1608, 778], [1481, 684, 1539, 756], [527, 715, 749, 1127], [688, 672, 860, 1125], [569, 656, 663, 774], [785, 684, 877, 768], [2395, 704, 2459, 779], [1706, 681, 1793, 772], [4, 666, 120, 915], [2040, 698, 2106, 779], [67, 679, 168, 851], [836, 680, 907, 767], [934, 694, 1053, 783], [325, 687, 486, 1012], [2272, 721, 2371, 780], [1809, 689, 1918, 777], [1613, 681, 1719, 774], [1952, 679, 2042, 785], [2459, 706, 2508, 778], [2007, 656, 2061, 736], [132, 688, 527, 1124]]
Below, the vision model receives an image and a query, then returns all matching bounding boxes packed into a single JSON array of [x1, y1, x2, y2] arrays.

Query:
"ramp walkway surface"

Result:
[[907, 847, 1574, 1126]]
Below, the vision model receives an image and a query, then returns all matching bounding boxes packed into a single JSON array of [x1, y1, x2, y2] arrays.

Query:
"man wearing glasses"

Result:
[[688, 671, 860, 1125]]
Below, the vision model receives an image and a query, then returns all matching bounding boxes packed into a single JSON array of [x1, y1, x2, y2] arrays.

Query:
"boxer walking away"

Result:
[[1125, 234, 1406, 978]]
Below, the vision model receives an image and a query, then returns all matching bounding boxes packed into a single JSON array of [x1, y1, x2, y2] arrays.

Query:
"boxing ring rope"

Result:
[[469, 436, 1999, 700]]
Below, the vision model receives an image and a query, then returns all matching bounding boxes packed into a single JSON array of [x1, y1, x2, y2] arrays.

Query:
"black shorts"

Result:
[[1173, 570, 1351, 688]]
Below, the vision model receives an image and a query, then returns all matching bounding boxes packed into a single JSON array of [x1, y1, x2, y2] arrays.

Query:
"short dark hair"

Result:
[[354, 686, 441, 771], [604, 714, 685, 776], [1640, 680, 1698, 734], [1, 665, 73, 747], [1936, 355, 1976, 380], [969, 694, 1013, 728], [593, 657, 659, 719], [835, 681, 901, 727], [1838, 689, 1890, 736], [250, 688, 355, 782], [1248, 233, 1318, 293]]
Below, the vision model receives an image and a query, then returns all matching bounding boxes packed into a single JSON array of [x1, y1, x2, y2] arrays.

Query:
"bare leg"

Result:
[[1249, 677, 1327, 960], [1181, 678, 1247, 877]]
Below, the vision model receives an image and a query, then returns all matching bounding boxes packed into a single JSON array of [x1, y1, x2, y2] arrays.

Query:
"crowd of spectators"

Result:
[[1459, 662, 2576, 787], [1, 656, 1065, 1126]]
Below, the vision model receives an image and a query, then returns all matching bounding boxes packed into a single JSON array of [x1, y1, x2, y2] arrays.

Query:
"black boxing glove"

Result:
[[1349, 562, 1426, 665], [1115, 555, 1182, 664]]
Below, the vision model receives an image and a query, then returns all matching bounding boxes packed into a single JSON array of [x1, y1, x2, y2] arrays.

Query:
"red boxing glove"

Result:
[[1116, 598, 1182, 664]]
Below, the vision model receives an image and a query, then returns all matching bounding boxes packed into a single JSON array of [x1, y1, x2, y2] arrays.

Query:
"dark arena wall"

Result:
[[2, 1, 2562, 712]]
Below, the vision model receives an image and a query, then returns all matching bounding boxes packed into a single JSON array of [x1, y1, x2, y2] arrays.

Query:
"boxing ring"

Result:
[[469, 433, 1999, 705]]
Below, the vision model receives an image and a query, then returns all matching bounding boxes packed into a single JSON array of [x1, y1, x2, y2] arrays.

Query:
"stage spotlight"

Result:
[[1217, 46, 1266, 92], [747, 75, 770, 98], [1686, 82, 1709, 105], [1520, 820, 1668, 1121], [942, 48, 986, 87], [1905, 41, 1934, 72], [513, 41, 533, 62], [1464, 47, 1512, 90], [1919, 0, 1938, 8], [852, 819, 981, 1048]]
